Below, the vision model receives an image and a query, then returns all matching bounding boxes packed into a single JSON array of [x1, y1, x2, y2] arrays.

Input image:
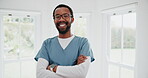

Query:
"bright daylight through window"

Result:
[[102, 3, 137, 78], [109, 12, 136, 78], [3, 15, 35, 78], [0, 10, 40, 78]]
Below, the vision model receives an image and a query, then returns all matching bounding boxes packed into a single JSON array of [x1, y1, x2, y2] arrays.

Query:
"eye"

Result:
[[63, 14, 69, 18], [55, 15, 61, 19]]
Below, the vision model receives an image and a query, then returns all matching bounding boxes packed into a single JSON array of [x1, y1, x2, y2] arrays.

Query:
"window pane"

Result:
[[110, 15, 122, 62], [122, 49, 135, 66], [123, 13, 136, 49], [121, 67, 134, 78], [21, 60, 36, 78], [110, 15, 122, 49], [4, 62, 20, 78], [109, 64, 119, 78], [20, 17, 35, 58], [72, 15, 87, 37], [3, 16, 35, 59], [3, 16, 20, 59], [122, 13, 136, 65], [110, 49, 122, 62]]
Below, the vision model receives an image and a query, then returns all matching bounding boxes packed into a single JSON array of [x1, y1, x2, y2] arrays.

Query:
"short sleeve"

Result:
[[34, 40, 50, 62], [79, 38, 95, 62]]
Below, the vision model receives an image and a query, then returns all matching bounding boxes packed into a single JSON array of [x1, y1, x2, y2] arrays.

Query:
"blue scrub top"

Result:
[[34, 36, 95, 66]]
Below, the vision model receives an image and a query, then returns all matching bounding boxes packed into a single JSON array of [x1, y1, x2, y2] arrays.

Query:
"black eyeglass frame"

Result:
[[54, 13, 72, 20]]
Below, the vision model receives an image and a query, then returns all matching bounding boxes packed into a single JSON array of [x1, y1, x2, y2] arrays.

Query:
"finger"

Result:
[[77, 60, 85, 64], [46, 66, 49, 70], [80, 57, 87, 61], [79, 55, 87, 59], [82, 55, 87, 59], [46, 66, 50, 70]]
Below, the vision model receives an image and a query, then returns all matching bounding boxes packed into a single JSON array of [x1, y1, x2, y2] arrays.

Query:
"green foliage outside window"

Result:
[[3, 16, 34, 59]]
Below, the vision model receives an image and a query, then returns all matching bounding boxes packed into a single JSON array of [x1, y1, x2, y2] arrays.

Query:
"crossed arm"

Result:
[[37, 55, 91, 78]]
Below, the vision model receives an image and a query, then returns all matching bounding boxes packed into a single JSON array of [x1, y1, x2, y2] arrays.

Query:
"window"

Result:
[[3, 16, 35, 59], [0, 10, 41, 78], [109, 12, 136, 78], [102, 3, 137, 78], [72, 13, 90, 37]]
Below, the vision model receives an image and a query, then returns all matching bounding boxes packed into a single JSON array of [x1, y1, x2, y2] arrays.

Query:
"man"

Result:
[[34, 4, 95, 78]]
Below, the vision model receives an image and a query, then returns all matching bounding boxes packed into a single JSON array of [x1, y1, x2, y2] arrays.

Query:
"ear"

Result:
[[71, 18, 74, 23]]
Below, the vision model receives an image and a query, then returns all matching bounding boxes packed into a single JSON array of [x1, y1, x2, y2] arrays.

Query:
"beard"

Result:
[[56, 21, 71, 34]]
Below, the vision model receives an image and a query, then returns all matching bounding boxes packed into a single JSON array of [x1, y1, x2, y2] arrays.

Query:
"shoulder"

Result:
[[74, 36, 88, 43], [43, 36, 57, 45], [75, 36, 88, 41]]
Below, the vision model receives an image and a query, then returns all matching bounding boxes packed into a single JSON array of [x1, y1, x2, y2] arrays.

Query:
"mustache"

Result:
[[56, 21, 68, 26]]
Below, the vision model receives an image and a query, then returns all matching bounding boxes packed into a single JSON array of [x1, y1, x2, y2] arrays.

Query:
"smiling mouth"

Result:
[[57, 21, 68, 27], [59, 23, 66, 27]]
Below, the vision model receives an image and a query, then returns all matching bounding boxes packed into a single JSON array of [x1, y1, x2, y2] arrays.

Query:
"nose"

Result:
[[58, 16, 65, 21]]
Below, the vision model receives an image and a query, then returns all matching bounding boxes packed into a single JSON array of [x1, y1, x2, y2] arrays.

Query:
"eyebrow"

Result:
[[55, 13, 70, 16]]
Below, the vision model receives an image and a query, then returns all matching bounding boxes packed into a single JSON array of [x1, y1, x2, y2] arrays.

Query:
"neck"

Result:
[[58, 30, 72, 38]]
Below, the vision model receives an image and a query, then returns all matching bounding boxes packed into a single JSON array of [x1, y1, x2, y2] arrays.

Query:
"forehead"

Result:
[[54, 7, 70, 15]]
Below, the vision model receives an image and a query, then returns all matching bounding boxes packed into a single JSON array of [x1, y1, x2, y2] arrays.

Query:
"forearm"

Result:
[[37, 58, 63, 78], [56, 56, 91, 78]]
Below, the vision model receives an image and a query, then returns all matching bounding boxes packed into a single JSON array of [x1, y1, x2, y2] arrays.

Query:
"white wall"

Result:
[[136, 0, 148, 78]]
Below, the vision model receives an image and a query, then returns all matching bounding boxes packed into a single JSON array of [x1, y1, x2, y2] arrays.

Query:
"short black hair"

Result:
[[53, 4, 74, 19]]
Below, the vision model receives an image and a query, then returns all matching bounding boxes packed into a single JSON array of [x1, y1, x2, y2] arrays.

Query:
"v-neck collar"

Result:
[[56, 36, 76, 51]]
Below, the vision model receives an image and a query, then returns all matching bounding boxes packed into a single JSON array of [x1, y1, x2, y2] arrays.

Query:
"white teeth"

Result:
[[60, 24, 65, 27]]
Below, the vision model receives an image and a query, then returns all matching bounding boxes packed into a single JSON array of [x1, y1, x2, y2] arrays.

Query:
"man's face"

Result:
[[54, 7, 74, 34]]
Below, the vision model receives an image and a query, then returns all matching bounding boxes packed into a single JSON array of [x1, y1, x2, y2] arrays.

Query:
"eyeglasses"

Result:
[[54, 13, 72, 20]]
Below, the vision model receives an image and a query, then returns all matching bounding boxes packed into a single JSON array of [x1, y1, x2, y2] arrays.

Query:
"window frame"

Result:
[[101, 3, 137, 78], [0, 9, 41, 78]]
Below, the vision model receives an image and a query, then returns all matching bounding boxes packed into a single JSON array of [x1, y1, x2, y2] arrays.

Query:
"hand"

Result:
[[46, 65, 58, 73], [46, 65, 51, 70], [53, 66, 58, 73], [77, 55, 87, 65]]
